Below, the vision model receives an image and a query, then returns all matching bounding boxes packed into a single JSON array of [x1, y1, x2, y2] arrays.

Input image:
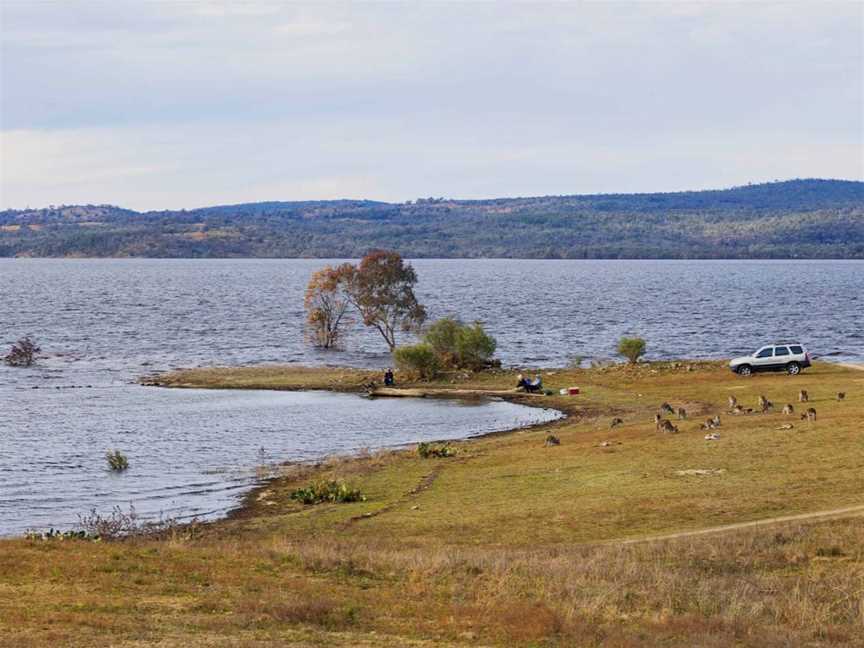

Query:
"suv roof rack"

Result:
[[774, 341, 802, 345]]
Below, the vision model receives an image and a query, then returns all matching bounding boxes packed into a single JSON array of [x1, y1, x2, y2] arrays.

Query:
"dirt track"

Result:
[[616, 504, 864, 545]]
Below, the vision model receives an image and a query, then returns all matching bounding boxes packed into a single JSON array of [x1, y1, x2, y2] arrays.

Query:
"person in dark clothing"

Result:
[[516, 373, 542, 393], [384, 368, 395, 386]]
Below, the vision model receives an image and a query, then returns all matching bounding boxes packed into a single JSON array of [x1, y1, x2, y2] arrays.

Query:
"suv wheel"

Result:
[[737, 365, 752, 376], [787, 362, 801, 375]]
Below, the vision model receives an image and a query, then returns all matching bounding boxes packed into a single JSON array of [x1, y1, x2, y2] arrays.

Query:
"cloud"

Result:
[[1, 1, 861, 209]]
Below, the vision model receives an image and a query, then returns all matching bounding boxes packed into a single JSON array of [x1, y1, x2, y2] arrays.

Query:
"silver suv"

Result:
[[729, 343, 811, 376]]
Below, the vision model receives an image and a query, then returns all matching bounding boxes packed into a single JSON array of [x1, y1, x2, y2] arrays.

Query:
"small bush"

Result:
[[454, 321, 497, 369], [393, 343, 440, 379], [289, 480, 366, 505], [423, 317, 462, 365], [423, 318, 497, 370], [617, 337, 646, 364], [105, 450, 129, 472], [417, 442, 457, 458], [4, 336, 40, 367]]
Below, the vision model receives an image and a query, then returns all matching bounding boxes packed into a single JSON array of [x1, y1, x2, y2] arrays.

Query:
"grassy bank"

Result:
[[3, 361, 863, 646]]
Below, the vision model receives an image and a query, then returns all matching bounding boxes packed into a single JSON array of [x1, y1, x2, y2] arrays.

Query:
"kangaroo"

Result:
[[710, 415, 721, 427], [660, 402, 675, 415], [658, 419, 678, 433], [544, 434, 561, 446], [758, 395, 773, 412], [731, 404, 745, 415], [837, 392, 846, 401], [676, 407, 687, 420], [800, 408, 816, 422], [728, 395, 738, 410], [653, 413, 662, 425], [610, 417, 624, 429], [782, 404, 795, 415], [701, 418, 719, 430], [798, 390, 809, 403]]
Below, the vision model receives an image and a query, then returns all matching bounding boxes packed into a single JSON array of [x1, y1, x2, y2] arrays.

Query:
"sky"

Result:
[[1, 1, 862, 211]]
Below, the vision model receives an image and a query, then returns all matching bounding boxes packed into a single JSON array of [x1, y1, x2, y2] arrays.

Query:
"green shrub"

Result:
[[393, 343, 440, 379], [423, 318, 497, 370], [289, 481, 366, 505], [454, 322, 497, 369], [423, 317, 462, 366], [417, 442, 457, 458], [105, 450, 129, 472], [617, 337, 646, 364]]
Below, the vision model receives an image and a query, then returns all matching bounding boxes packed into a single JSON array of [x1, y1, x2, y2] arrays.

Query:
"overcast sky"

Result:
[[1, 1, 862, 211]]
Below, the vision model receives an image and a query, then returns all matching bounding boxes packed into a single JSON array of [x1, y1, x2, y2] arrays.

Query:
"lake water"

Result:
[[1, 258, 862, 535]]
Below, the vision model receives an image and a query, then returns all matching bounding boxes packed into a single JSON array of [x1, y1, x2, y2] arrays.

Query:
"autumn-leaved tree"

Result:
[[346, 250, 427, 351], [304, 265, 354, 348]]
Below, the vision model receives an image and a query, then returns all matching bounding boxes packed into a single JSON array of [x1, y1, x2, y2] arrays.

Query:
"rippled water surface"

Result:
[[1, 259, 861, 534]]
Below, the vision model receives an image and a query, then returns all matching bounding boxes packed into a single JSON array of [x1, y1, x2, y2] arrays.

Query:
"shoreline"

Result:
[[143, 364, 598, 529], [145, 359, 863, 531]]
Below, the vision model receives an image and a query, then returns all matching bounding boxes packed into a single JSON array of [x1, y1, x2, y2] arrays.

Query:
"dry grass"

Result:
[[3, 361, 863, 646]]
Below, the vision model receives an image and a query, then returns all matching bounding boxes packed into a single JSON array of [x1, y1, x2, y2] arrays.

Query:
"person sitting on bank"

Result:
[[384, 368, 395, 386], [516, 374, 542, 393]]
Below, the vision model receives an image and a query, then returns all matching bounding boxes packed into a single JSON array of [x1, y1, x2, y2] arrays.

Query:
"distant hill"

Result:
[[1, 179, 862, 259]]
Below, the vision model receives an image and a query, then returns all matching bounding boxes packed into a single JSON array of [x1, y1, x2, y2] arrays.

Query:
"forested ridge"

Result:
[[1, 179, 862, 259]]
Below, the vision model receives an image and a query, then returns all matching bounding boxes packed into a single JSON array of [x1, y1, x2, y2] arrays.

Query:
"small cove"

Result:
[[0, 384, 561, 536]]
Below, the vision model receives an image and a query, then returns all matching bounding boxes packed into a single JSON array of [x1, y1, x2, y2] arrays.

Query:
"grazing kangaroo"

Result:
[[610, 417, 624, 429], [758, 395, 773, 412], [710, 415, 721, 427], [701, 417, 719, 430], [782, 404, 795, 415], [658, 419, 678, 433], [798, 390, 809, 403], [676, 407, 687, 420], [837, 392, 846, 401], [800, 408, 817, 422], [660, 402, 675, 415], [728, 395, 738, 410]]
